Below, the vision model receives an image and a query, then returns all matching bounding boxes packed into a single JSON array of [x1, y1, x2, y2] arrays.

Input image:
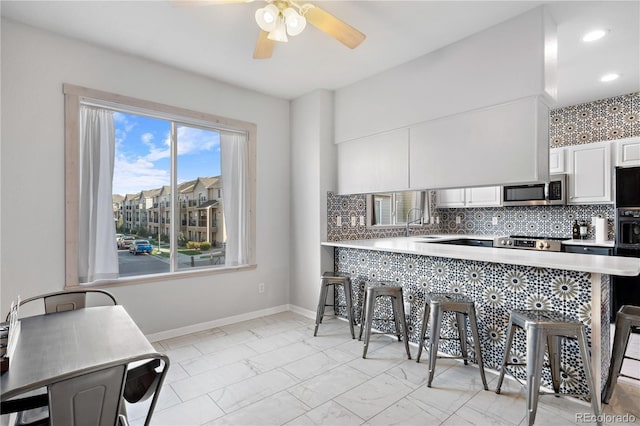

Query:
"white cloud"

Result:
[[141, 132, 154, 144], [112, 154, 168, 195]]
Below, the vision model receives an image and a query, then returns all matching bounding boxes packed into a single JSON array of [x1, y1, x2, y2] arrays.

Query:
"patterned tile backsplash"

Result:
[[328, 92, 638, 241]]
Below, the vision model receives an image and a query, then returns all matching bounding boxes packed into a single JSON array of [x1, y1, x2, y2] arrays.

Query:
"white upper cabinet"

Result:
[[436, 189, 466, 208], [337, 129, 409, 195], [549, 147, 566, 173], [465, 186, 503, 207], [436, 186, 502, 208], [409, 96, 549, 190], [567, 141, 612, 204], [615, 136, 640, 167]]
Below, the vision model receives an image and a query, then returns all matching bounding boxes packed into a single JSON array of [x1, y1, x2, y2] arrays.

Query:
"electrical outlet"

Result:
[[359, 216, 365, 226], [351, 216, 356, 227], [456, 215, 461, 224], [435, 216, 440, 224], [492, 216, 499, 225], [336, 216, 342, 226], [258, 282, 265, 293]]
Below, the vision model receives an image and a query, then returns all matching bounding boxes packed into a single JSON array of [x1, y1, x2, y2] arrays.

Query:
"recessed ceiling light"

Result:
[[600, 73, 620, 82], [582, 29, 608, 42]]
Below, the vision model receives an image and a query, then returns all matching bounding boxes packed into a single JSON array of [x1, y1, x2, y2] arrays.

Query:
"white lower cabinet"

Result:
[[567, 141, 612, 204], [436, 186, 502, 208]]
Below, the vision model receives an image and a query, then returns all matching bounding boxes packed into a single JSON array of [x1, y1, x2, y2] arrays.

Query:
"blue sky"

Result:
[[112, 112, 221, 195]]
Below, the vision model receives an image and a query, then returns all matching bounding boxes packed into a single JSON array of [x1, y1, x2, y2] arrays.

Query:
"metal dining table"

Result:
[[1, 305, 158, 401]]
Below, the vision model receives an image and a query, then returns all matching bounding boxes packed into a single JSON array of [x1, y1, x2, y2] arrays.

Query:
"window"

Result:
[[64, 84, 256, 287], [368, 191, 427, 227]]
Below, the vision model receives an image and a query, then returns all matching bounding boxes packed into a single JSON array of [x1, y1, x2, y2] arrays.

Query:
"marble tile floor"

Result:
[[127, 312, 640, 426]]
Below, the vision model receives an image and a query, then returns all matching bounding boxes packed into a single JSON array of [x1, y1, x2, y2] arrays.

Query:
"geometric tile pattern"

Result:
[[550, 92, 639, 147], [333, 247, 611, 399]]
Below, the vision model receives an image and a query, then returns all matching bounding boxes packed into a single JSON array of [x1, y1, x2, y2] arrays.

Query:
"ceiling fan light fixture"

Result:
[[283, 7, 306, 36], [267, 17, 288, 42], [255, 4, 279, 32]]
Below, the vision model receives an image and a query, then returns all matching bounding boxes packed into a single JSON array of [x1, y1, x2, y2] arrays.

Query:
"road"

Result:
[[118, 250, 169, 277]]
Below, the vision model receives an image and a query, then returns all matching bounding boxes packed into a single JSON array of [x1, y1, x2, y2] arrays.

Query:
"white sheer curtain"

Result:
[[78, 105, 119, 283], [220, 132, 249, 266]]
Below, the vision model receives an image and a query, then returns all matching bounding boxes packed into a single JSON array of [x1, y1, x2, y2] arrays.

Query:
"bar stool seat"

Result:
[[602, 305, 640, 404], [416, 292, 488, 390], [314, 271, 356, 339], [495, 309, 602, 426], [358, 281, 411, 359]]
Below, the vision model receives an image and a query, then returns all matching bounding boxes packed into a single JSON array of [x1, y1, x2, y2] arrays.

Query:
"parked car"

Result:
[[129, 239, 152, 255], [117, 235, 136, 249], [115, 233, 124, 247]]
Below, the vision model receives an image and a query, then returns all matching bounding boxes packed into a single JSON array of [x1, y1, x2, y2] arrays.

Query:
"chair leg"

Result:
[[525, 327, 546, 426], [362, 291, 376, 359], [343, 282, 356, 339], [468, 308, 488, 390], [395, 295, 411, 360], [314, 282, 329, 337], [416, 302, 430, 363], [547, 335, 562, 394], [358, 290, 367, 341], [392, 296, 403, 343], [427, 304, 442, 387], [577, 327, 603, 426], [602, 315, 632, 404], [496, 320, 516, 394], [456, 312, 468, 365]]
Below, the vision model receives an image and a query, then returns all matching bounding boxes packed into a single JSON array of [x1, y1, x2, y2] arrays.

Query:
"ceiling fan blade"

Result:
[[304, 5, 366, 49], [171, 0, 255, 6], [253, 30, 275, 59]]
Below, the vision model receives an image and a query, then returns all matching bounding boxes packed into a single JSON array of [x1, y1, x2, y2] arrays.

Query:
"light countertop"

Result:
[[562, 238, 615, 247], [322, 235, 640, 276]]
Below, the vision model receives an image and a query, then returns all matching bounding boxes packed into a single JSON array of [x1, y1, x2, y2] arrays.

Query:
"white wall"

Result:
[[0, 19, 291, 334], [334, 6, 554, 143], [290, 90, 335, 312]]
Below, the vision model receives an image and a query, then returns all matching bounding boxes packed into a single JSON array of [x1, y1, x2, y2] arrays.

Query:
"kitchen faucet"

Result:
[[406, 208, 423, 237]]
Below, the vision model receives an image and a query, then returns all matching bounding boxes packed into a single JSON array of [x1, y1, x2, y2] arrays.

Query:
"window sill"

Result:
[[65, 263, 258, 290]]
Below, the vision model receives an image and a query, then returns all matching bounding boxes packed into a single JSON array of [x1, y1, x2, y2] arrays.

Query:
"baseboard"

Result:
[[145, 304, 290, 342], [288, 304, 317, 319]]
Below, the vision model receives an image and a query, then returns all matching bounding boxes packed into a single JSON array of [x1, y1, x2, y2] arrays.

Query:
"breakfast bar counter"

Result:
[[321, 236, 640, 405]]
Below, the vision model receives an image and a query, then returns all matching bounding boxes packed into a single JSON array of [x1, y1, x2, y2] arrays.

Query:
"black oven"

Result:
[[611, 166, 640, 321]]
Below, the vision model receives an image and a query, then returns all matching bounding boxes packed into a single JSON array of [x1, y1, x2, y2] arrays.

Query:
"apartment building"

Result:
[[116, 176, 224, 246]]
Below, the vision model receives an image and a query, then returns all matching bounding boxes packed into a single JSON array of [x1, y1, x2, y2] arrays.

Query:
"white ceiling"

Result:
[[2, 1, 638, 107]]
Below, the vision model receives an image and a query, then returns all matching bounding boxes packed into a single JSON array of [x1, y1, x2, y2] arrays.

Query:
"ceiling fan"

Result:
[[177, 0, 366, 59]]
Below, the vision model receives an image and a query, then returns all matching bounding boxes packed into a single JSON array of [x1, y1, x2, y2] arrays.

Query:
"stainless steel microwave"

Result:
[[502, 174, 567, 206]]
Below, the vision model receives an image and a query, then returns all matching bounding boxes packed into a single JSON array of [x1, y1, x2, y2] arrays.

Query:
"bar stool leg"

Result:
[[395, 295, 412, 359], [392, 295, 403, 343], [576, 327, 603, 426], [362, 291, 376, 359], [456, 313, 469, 365], [358, 290, 367, 341], [602, 315, 632, 404], [496, 319, 516, 394], [343, 281, 356, 339], [427, 303, 443, 387], [525, 327, 546, 426], [416, 302, 430, 363], [468, 308, 488, 390], [314, 282, 330, 337], [547, 335, 562, 394]]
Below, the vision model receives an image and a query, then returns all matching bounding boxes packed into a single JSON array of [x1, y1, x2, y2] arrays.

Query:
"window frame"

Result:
[[64, 84, 257, 288], [367, 191, 428, 228]]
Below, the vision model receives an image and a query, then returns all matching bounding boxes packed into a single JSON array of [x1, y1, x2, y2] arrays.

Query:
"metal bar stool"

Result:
[[314, 271, 356, 339], [416, 293, 488, 390], [358, 281, 411, 359], [602, 305, 640, 404], [495, 309, 602, 426]]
